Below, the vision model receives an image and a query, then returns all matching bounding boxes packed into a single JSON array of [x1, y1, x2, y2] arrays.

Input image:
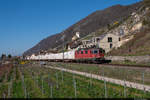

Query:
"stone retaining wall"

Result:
[[105, 56, 150, 63]]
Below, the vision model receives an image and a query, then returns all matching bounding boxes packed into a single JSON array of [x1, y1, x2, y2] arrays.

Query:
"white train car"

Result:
[[28, 49, 76, 60]]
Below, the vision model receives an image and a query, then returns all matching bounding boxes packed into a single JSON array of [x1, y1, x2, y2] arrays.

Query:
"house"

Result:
[[80, 40, 94, 48], [72, 32, 80, 41], [97, 33, 121, 53], [91, 34, 106, 45], [66, 40, 82, 50], [79, 33, 121, 53]]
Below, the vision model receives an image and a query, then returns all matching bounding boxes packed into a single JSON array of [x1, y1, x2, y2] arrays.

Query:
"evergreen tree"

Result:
[[8, 54, 12, 59]]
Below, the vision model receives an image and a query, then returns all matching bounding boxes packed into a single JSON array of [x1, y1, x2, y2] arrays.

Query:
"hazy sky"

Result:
[[0, 0, 141, 56]]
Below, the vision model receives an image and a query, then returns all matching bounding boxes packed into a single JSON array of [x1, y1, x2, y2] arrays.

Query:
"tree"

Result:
[[1, 54, 6, 60], [8, 54, 12, 59]]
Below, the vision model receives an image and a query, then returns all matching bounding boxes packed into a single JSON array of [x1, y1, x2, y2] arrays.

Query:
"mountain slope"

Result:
[[107, 28, 150, 56], [24, 2, 142, 56]]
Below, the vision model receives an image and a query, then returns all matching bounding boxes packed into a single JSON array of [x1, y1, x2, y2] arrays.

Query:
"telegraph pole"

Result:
[[63, 35, 64, 62], [61, 33, 65, 62]]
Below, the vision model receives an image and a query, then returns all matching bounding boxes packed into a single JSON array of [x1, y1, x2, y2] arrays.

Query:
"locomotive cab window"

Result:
[[81, 51, 84, 54], [93, 50, 98, 54], [94, 50, 98, 54]]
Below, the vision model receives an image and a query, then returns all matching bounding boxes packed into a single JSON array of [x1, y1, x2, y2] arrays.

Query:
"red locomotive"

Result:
[[75, 48, 105, 63]]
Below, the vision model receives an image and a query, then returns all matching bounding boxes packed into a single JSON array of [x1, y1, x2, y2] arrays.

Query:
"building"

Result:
[[79, 33, 121, 53], [81, 40, 93, 48], [98, 33, 121, 53], [72, 32, 80, 41]]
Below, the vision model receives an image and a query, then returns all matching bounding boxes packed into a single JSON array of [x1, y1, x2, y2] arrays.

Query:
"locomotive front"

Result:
[[75, 48, 105, 63]]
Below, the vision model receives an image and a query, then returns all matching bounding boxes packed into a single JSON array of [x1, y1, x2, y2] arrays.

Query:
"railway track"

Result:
[[101, 63, 150, 69], [58, 62, 150, 69], [28, 59, 150, 69]]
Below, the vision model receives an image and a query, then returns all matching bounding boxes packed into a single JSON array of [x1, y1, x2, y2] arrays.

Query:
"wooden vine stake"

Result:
[[42, 76, 44, 96], [8, 77, 12, 98], [22, 75, 27, 98], [124, 79, 126, 98], [56, 72, 59, 88], [104, 79, 107, 98], [142, 72, 145, 85], [90, 72, 92, 87], [142, 72, 145, 93], [61, 70, 63, 83], [73, 74, 77, 98], [51, 84, 53, 98], [102, 68, 107, 98], [3, 93, 5, 99]]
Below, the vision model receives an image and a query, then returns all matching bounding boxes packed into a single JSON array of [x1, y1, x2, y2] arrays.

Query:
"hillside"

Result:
[[23, 2, 142, 56], [107, 0, 150, 56], [107, 28, 150, 56]]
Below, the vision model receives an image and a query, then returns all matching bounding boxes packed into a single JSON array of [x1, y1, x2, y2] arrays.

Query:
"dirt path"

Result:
[[45, 65, 150, 92]]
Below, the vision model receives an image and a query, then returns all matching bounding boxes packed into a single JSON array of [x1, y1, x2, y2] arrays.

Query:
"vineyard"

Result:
[[0, 62, 150, 98], [49, 62, 150, 86]]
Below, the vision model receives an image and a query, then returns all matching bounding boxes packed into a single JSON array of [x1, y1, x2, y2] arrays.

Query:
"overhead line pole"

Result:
[[62, 33, 65, 63]]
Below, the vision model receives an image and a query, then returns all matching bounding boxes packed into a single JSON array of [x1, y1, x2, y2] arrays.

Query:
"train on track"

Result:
[[26, 48, 105, 63]]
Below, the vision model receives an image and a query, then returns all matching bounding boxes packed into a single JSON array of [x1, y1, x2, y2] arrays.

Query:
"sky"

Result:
[[0, 0, 142, 56]]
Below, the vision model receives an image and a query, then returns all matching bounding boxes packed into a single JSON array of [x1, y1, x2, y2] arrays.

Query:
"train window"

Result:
[[94, 50, 98, 54], [81, 51, 83, 54], [85, 50, 88, 54]]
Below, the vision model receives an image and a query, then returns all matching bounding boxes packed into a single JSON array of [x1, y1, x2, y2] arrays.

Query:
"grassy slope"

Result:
[[108, 28, 150, 56]]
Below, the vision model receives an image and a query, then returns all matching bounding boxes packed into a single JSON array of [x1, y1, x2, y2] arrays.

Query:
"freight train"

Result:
[[26, 48, 105, 63]]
